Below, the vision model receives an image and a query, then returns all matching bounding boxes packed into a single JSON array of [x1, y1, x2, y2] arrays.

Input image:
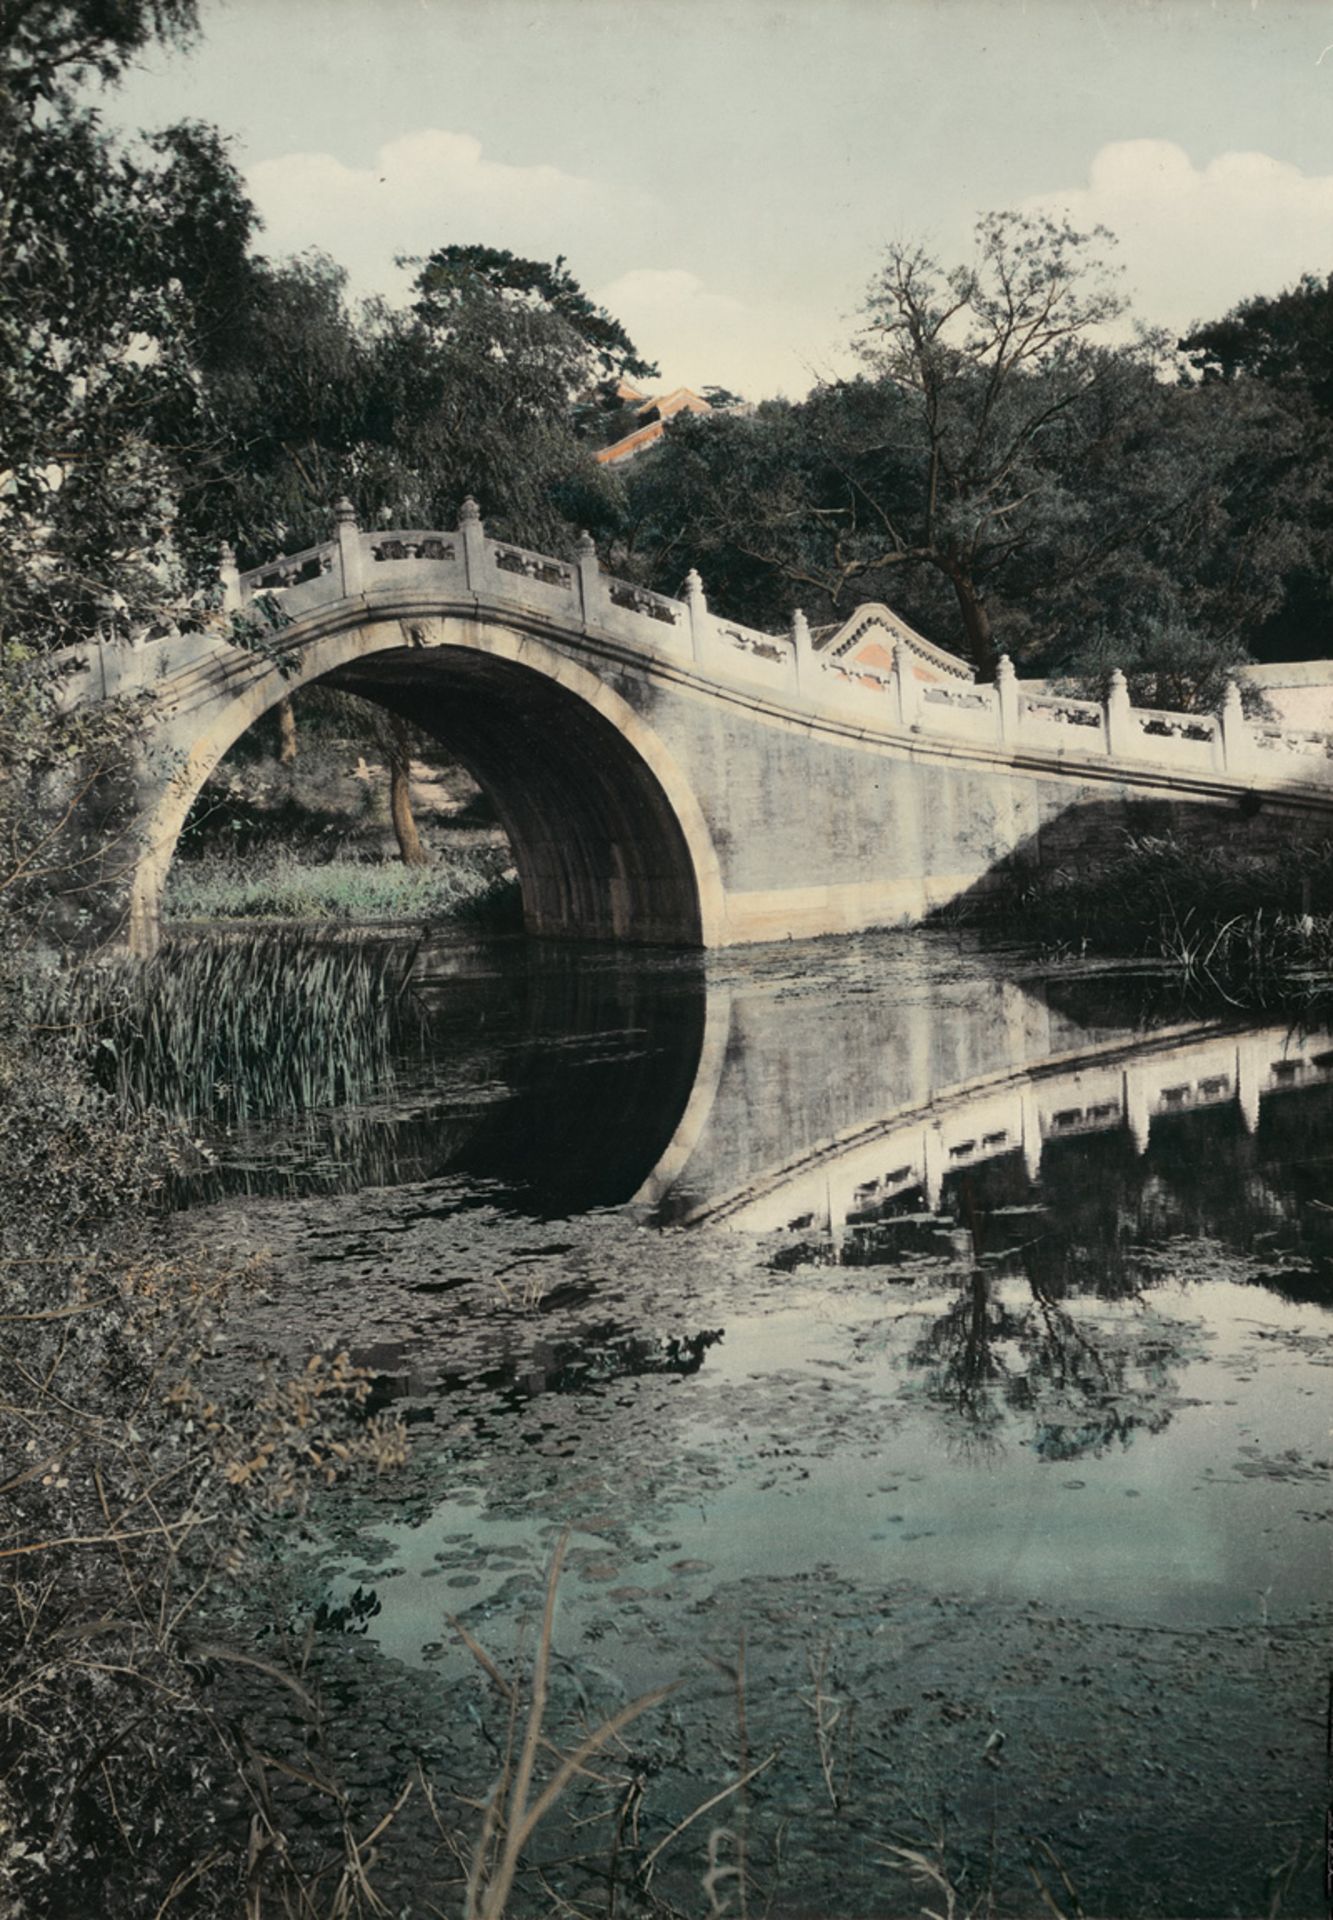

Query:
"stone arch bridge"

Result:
[[50, 499, 1333, 953]]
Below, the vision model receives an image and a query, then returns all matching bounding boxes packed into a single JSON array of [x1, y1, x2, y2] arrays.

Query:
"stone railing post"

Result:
[[574, 530, 601, 625], [1105, 667, 1134, 759], [683, 568, 710, 665], [459, 496, 487, 592], [1218, 677, 1249, 773], [791, 607, 812, 695], [1123, 1065, 1151, 1155], [333, 496, 364, 597], [892, 641, 918, 728], [219, 540, 242, 613], [995, 653, 1018, 745]]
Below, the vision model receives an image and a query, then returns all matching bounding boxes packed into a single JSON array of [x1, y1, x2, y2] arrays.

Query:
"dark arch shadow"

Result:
[[324, 647, 705, 947]]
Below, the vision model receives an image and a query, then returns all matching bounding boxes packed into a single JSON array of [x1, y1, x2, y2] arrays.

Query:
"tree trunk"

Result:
[[945, 563, 998, 682], [387, 717, 428, 866], [276, 696, 298, 765]]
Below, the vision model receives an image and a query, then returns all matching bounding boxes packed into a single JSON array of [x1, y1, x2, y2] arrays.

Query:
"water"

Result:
[[182, 930, 1333, 1917]]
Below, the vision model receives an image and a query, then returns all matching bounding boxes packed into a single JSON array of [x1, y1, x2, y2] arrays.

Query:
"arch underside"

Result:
[[272, 644, 706, 947]]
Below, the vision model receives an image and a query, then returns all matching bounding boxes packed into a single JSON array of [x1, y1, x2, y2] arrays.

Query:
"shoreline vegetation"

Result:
[[168, 831, 1333, 1014], [955, 834, 1333, 1010], [165, 844, 521, 928]]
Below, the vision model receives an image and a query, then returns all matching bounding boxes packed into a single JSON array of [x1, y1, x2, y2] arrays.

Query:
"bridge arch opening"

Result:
[[132, 622, 723, 953]]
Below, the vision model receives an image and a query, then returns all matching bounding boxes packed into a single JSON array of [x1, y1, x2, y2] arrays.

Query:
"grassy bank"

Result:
[[987, 835, 1333, 1006], [165, 844, 520, 927]]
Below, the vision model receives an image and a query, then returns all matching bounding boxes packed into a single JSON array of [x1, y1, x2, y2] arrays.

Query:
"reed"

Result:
[[42, 934, 421, 1130]]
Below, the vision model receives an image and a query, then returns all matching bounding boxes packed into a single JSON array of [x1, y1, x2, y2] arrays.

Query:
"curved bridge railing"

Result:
[[695, 1020, 1333, 1232], [202, 498, 1333, 791]]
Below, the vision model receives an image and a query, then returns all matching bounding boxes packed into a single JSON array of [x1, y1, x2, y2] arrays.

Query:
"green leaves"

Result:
[[405, 243, 657, 383], [0, 95, 258, 654]]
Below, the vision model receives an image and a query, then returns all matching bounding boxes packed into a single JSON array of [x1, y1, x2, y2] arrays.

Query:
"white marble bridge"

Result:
[[50, 499, 1333, 952]]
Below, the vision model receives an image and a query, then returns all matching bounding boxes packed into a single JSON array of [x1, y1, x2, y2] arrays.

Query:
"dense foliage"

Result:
[[620, 215, 1333, 689]]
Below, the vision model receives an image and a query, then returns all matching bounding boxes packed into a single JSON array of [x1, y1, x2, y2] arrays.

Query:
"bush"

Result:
[[997, 834, 1333, 1005], [0, 1248, 407, 1919]]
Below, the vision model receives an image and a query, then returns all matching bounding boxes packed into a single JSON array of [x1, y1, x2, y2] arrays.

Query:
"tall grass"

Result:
[[165, 845, 519, 926], [990, 835, 1333, 1007], [44, 935, 422, 1129]]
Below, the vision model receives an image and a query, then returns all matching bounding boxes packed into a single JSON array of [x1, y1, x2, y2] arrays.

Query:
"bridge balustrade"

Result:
[[1016, 692, 1109, 754], [1127, 705, 1222, 772], [755, 1025, 1333, 1235], [215, 501, 1333, 793]]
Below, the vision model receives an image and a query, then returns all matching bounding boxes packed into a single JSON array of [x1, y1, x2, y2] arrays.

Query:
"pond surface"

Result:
[[180, 931, 1333, 1918]]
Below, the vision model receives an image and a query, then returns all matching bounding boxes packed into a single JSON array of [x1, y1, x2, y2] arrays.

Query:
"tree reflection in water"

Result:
[[900, 1256, 1178, 1461], [768, 1060, 1333, 1461]]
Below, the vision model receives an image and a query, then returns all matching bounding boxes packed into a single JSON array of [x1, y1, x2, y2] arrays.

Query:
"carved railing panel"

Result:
[[369, 532, 457, 564], [825, 663, 893, 695], [921, 681, 997, 737], [239, 541, 335, 594], [1019, 694, 1103, 732], [491, 543, 572, 589], [608, 581, 683, 627], [1134, 708, 1219, 745], [719, 625, 790, 668], [1252, 724, 1333, 761], [923, 685, 991, 711]]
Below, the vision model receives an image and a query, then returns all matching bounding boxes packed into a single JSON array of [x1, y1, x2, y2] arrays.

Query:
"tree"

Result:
[[342, 248, 650, 552], [1178, 275, 1333, 662], [629, 218, 1322, 687], [172, 250, 376, 566], [0, 0, 263, 956], [0, 62, 257, 652], [620, 398, 830, 628], [626, 215, 1162, 674], [406, 244, 657, 385], [0, 0, 200, 102], [849, 212, 1151, 676], [1179, 272, 1333, 412]]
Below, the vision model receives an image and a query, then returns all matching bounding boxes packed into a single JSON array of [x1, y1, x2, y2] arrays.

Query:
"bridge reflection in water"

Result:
[[314, 936, 1333, 1280]]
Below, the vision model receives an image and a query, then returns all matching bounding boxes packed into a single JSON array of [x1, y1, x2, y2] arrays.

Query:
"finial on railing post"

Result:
[[1105, 666, 1132, 758], [1218, 674, 1248, 774], [683, 569, 710, 665], [218, 539, 241, 613], [332, 495, 363, 596], [994, 652, 1018, 743], [458, 496, 486, 589], [573, 530, 600, 624]]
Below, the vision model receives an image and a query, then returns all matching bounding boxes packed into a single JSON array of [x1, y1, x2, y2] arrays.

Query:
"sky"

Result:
[[104, 0, 1333, 402]]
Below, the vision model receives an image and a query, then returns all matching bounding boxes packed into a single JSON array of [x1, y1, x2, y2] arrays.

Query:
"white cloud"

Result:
[[247, 132, 841, 400], [1023, 139, 1333, 334], [247, 129, 623, 298], [595, 267, 838, 400]]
